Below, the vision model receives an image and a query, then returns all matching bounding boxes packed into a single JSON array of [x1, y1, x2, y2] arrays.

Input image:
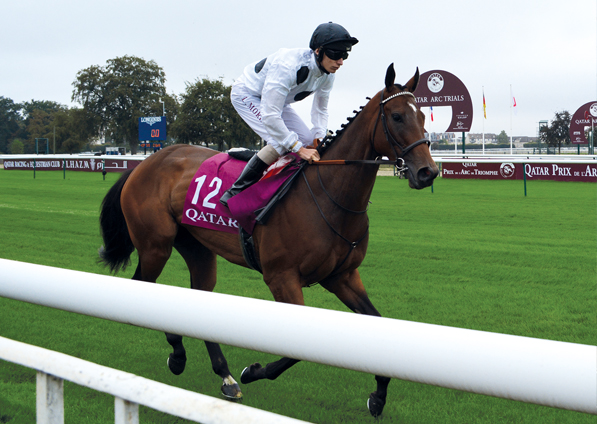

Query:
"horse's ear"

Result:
[[385, 63, 396, 90], [405, 67, 420, 93]]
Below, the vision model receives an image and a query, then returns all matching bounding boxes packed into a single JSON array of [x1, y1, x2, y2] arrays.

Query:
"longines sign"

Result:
[[139, 116, 167, 141], [413, 70, 473, 132]]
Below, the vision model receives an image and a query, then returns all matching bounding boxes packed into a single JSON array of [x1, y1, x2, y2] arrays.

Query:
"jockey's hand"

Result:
[[297, 146, 320, 164]]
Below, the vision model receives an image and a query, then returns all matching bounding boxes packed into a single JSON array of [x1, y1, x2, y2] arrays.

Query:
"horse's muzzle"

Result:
[[408, 165, 439, 189]]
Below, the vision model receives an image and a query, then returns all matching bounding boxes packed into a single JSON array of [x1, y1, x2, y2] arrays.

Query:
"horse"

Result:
[[98, 64, 438, 417]]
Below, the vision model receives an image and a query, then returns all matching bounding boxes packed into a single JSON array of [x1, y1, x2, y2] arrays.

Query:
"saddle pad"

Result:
[[181, 152, 300, 234]]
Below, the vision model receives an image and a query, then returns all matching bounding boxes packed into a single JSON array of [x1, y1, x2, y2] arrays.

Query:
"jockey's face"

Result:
[[315, 49, 344, 74]]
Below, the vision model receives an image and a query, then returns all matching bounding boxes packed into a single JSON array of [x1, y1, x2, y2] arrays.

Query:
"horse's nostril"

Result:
[[417, 167, 438, 183]]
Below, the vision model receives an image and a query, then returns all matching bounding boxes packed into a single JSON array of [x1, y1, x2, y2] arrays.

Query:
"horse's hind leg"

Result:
[[123, 194, 189, 378], [165, 332, 187, 375], [129, 243, 190, 375], [130, 247, 191, 376], [131, 259, 189, 376], [174, 228, 242, 400]]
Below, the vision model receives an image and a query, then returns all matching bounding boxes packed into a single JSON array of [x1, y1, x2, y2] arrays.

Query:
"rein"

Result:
[[312, 157, 407, 172], [301, 170, 369, 280]]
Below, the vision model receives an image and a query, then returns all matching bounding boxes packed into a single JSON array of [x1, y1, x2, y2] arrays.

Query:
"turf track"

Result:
[[0, 170, 595, 423]]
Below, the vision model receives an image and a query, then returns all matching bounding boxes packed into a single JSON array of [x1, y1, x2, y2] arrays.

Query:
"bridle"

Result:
[[372, 89, 430, 168], [314, 88, 430, 171]]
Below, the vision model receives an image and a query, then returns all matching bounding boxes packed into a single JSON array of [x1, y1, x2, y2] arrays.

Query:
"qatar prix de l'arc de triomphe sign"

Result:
[[412, 70, 473, 132]]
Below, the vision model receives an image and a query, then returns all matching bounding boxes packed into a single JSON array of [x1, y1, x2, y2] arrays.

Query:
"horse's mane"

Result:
[[317, 84, 408, 155], [317, 99, 367, 155]]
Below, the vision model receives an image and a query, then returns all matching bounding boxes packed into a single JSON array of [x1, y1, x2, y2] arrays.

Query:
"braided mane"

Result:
[[317, 83, 409, 155], [317, 99, 368, 154]]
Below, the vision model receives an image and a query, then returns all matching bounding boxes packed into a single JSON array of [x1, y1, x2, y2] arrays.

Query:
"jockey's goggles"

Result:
[[323, 48, 349, 61]]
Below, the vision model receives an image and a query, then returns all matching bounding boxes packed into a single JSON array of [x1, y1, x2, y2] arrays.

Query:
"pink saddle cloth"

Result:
[[181, 152, 301, 235]]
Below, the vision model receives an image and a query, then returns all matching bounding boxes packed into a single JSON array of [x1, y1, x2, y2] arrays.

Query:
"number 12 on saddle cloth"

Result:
[[181, 152, 301, 235]]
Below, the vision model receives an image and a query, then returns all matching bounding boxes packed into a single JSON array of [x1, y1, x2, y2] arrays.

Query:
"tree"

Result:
[[72, 55, 168, 154], [17, 100, 67, 153], [0, 97, 23, 153], [8, 139, 24, 154], [51, 108, 99, 153], [539, 111, 571, 154], [14, 100, 97, 154], [23, 109, 54, 153], [496, 130, 509, 144], [173, 77, 259, 150], [21, 100, 64, 119]]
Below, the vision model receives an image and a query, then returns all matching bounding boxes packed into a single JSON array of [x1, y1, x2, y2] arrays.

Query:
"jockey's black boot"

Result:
[[220, 155, 269, 207]]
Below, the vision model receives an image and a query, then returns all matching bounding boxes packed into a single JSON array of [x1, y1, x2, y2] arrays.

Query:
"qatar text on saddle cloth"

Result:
[[181, 153, 300, 235]]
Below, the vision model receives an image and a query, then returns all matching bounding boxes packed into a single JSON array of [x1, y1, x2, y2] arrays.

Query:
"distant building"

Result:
[[514, 136, 538, 145], [427, 132, 457, 143], [467, 133, 497, 144]]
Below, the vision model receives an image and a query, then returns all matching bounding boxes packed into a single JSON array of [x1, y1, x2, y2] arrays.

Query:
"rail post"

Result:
[[37, 371, 64, 424], [523, 163, 527, 196], [115, 398, 139, 424]]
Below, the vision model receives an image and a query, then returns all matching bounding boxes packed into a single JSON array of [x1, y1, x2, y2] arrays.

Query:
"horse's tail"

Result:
[[98, 169, 135, 274]]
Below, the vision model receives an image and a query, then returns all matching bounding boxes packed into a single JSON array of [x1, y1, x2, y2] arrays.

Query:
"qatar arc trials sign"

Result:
[[413, 70, 473, 132], [569, 101, 597, 144]]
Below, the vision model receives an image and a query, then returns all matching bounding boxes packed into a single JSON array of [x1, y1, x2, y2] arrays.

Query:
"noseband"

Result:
[[374, 90, 430, 167]]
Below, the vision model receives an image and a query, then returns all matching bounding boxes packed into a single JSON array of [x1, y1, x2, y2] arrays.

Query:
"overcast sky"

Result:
[[2, 0, 595, 138]]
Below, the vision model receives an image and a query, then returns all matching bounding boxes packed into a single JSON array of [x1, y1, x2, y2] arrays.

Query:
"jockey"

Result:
[[220, 22, 358, 207]]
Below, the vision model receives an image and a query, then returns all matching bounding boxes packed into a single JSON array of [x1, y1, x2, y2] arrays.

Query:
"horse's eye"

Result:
[[391, 113, 403, 123]]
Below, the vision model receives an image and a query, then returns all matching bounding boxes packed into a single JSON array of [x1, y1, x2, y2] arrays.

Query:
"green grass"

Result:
[[0, 170, 595, 423]]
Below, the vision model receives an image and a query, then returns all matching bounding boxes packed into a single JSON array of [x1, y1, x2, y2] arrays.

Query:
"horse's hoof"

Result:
[[167, 353, 187, 375], [221, 380, 243, 400], [240, 363, 263, 384], [367, 392, 386, 417]]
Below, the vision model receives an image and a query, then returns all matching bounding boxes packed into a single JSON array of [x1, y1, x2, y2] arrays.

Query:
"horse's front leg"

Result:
[[240, 275, 304, 384], [240, 357, 300, 384], [320, 269, 391, 418], [205, 341, 242, 399]]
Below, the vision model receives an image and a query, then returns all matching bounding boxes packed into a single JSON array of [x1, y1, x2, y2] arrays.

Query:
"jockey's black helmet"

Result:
[[309, 22, 359, 52]]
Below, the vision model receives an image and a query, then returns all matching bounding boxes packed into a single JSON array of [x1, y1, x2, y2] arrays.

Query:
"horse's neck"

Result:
[[318, 112, 379, 209], [324, 100, 379, 162]]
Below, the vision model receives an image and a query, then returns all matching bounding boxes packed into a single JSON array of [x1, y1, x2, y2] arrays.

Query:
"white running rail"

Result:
[[0, 258, 595, 419]]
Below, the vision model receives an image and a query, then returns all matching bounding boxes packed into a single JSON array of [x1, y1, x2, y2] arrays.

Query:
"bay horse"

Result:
[[99, 64, 438, 417]]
